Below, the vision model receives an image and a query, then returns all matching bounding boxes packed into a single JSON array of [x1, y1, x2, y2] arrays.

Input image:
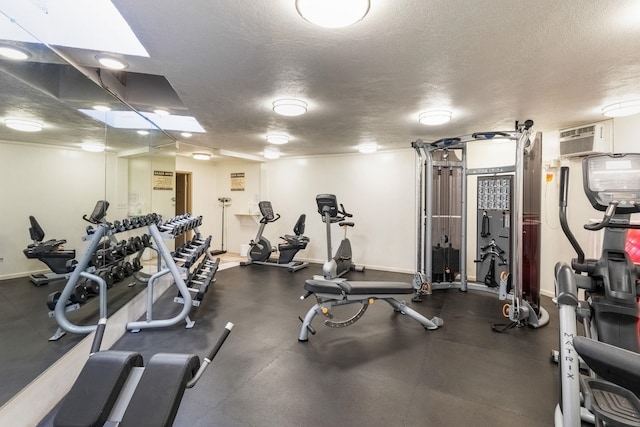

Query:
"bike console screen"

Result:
[[583, 153, 640, 214]]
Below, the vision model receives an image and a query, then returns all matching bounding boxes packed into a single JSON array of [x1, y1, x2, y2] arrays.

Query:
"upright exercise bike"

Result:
[[555, 153, 640, 426], [316, 194, 364, 280], [240, 201, 310, 272]]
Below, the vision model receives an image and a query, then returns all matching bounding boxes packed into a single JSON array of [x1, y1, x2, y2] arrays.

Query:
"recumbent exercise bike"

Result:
[[240, 201, 310, 272], [23, 216, 77, 286], [555, 153, 640, 426]]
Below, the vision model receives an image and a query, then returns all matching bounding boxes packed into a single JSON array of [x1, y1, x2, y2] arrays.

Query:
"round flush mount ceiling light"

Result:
[[92, 105, 111, 112], [264, 147, 281, 159], [81, 141, 106, 153], [96, 55, 128, 70], [192, 153, 211, 161], [153, 108, 170, 116], [181, 132, 193, 138], [0, 46, 30, 60], [137, 130, 150, 136], [272, 99, 308, 117], [602, 100, 640, 117], [358, 142, 378, 153], [418, 110, 452, 126], [266, 134, 290, 145], [296, 0, 370, 28], [4, 118, 43, 132]]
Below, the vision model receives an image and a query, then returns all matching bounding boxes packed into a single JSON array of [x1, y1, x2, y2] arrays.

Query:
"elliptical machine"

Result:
[[555, 153, 640, 426], [316, 194, 365, 280], [240, 201, 310, 272]]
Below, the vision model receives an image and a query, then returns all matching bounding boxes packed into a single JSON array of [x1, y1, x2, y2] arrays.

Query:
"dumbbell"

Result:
[[70, 284, 88, 305], [114, 241, 129, 257], [97, 269, 115, 288], [141, 234, 152, 247], [132, 258, 143, 272], [132, 236, 144, 251], [82, 278, 100, 296], [110, 264, 126, 282], [123, 261, 134, 276], [47, 291, 63, 311]]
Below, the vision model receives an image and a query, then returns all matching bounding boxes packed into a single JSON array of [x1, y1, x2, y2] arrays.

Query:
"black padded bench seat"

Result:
[[55, 351, 143, 427], [119, 353, 200, 427], [304, 279, 414, 295]]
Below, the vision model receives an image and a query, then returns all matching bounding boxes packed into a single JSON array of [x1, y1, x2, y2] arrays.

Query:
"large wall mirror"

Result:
[[0, 10, 175, 406]]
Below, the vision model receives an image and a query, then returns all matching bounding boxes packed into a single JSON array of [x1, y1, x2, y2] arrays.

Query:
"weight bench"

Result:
[[298, 279, 443, 341], [54, 321, 233, 427]]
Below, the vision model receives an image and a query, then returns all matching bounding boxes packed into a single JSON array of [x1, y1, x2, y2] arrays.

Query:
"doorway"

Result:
[[175, 171, 192, 247]]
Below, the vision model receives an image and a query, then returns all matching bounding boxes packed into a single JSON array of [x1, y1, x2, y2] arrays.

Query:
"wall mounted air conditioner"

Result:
[[559, 123, 612, 158]]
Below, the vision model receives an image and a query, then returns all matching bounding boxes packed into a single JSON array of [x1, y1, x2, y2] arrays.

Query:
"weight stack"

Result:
[[432, 245, 460, 283]]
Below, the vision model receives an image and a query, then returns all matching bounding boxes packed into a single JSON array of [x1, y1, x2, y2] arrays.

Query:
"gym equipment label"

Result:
[[231, 172, 245, 191], [153, 170, 174, 190]]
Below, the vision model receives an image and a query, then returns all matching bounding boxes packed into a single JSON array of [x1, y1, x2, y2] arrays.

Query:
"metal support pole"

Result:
[[460, 145, 468, 290], [53, 224, 109, 336], [126, 223, 194, 331]]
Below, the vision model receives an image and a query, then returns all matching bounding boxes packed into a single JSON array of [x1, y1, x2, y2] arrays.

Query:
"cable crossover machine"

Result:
[[411, 119, 549, 330]]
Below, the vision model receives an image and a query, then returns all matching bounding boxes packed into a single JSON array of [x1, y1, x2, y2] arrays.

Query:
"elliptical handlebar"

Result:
[[558, 166, 586, 265]]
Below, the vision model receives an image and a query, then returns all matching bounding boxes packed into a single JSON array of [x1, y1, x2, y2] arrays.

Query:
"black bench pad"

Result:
[[305, 279, 414, 295], [54, 351, 143, 427], [340, 281, 413, 294], [304, 280, 344, 294], [119, 353, 200, 427]]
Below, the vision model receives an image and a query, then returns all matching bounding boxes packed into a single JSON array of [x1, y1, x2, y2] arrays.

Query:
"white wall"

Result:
[[261, 150, 416, 271], [0, 141, 113, 278]]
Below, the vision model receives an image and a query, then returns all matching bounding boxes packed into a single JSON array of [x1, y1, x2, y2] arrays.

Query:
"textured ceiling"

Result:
[[2, 1, 640, 160]]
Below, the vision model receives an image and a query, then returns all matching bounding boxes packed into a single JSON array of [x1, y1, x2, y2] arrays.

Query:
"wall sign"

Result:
[[231, 172, 245, 191], [153, 170, 174, 190]]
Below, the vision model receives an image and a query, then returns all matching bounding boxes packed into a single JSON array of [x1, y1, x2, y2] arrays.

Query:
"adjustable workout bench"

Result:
[[54, 321, 233, 427], [298, 278, 443, 341]]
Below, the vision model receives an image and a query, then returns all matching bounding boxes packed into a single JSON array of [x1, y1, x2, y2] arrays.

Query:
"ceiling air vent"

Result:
[[559, 123, 612, 158]]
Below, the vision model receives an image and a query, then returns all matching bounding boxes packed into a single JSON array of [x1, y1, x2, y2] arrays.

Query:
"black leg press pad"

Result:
[[119, 353, 200, 427], [304, 279, 414, 295], [54, 351, 143, 427]]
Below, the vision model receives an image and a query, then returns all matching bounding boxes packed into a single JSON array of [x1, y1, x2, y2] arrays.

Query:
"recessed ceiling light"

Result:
[[153, 108, 170, 116], [296, 0, 370, 28], [272, 99, 308, 117], [4, 118, 43, 132], [418, 110, 452, 126], [81, 141, 105, 153], [92, 105, 111, 112], [137, 130, 150, 135], [0, 46, 30, 60], [181, 132, 193, 138], [602, 100, 640, 117], [192, 153, 211, 161], [96, 55, 128, 70], [264, 147, 281, 159], [358, 143, 377, 153], [266, 134, 290, 145]]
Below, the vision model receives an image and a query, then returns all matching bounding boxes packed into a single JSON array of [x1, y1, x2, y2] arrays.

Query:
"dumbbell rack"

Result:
[[126, 213, 219, 332], [49, 214, 162, 341]]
